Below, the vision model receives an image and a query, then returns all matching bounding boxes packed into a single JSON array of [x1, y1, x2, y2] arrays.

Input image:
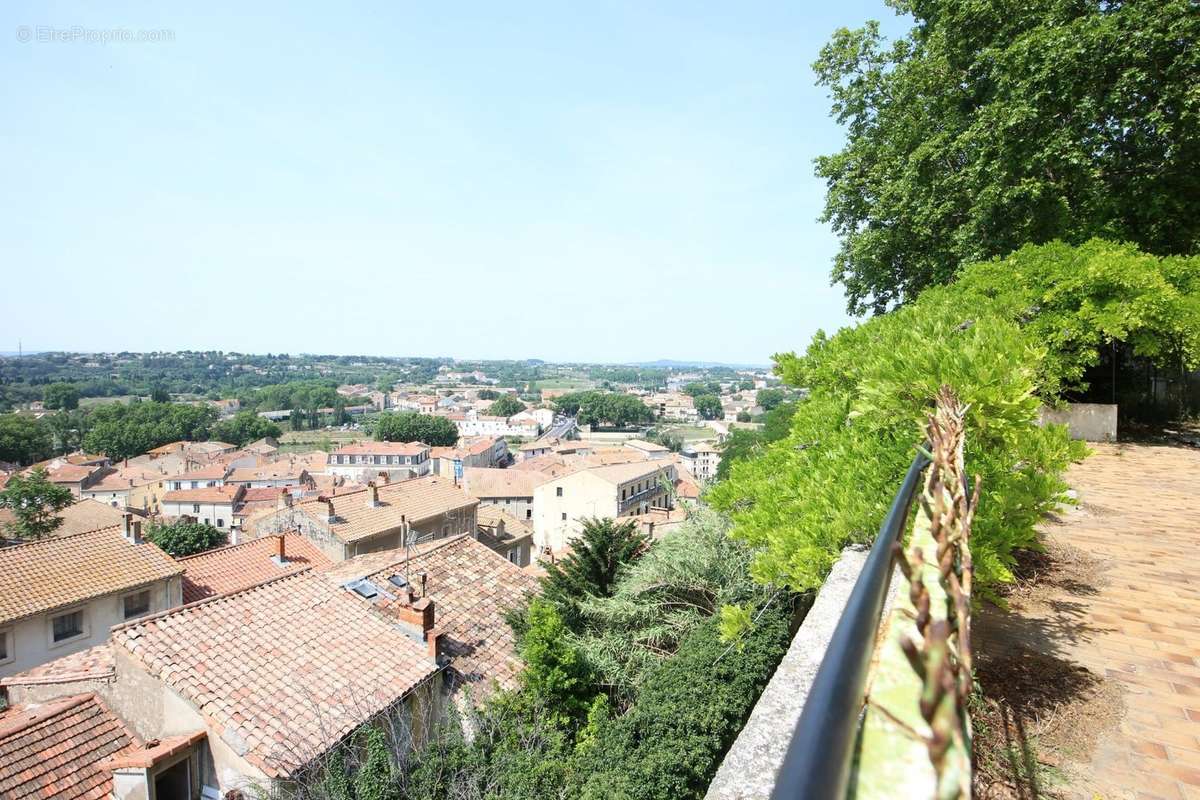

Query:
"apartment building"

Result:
[[462, 467, 549, 523], [532, 461, 677, 552], [160, 484, 245, 532], [681, 442, 721, 482], [325, 441, 432, 483]]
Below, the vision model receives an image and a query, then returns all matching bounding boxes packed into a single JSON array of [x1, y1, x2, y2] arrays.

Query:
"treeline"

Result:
[[553, 391, 654, 429]]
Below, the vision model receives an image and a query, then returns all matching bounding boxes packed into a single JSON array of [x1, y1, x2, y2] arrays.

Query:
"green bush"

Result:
[[144, 520, 225, 557]]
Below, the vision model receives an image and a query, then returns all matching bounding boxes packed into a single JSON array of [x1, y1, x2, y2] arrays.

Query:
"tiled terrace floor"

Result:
[[978, 443, 1200, 799]]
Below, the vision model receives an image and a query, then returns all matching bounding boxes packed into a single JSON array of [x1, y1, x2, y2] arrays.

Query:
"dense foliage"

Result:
[[574, 393, 653, 429], [144, 520, 226, 556], [538, 518, 650, 632], [210, 411, 283, 447], [81, 401, 217, 461], [0, 413, 53, 465], [693, 394, 723, 420], [816, 0, 1200, 313], [755, 388, 785, 410], [373, 412, 459, 447], [487, 395, 526, 418], [42, 382, 80, 410], [715, 402, 798, 481], [0, 468, 75, 539], [711, 241, 1200, 595]]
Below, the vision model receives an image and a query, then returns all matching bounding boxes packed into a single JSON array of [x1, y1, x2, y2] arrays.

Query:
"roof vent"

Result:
[[387, 574, 408, 589], [345, 578, 379, 600]]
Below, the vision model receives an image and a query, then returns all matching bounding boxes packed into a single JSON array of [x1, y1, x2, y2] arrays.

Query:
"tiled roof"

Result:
[[0, 499, 128, 539], [227, 464, 307, 482], [463, 467, 548, 499], [582, 461, 675, 486], [330, 441, 430, 456], [45, 463, 97, 483], [82, 466, 164, 491], [179, 534, 332, 603], [0, 693, 138, 800], [1, 644, 115, 688], [293, 476, 478, 544], [475, 507, 533, 542], [320, 535, 540, 696], [160, 463, 230, 482], [624, 439, 670, 453], [110, 571, 439, 778], [161, 485, 242, 504], [0, 527, 182, 626]]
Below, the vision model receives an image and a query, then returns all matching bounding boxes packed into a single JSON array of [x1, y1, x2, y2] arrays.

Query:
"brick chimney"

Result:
[[366, 481, 380, 508], [122, 514, 143, 545], [321, 497, 336, 524], [276, 489, 293, 510], [271, 534, 286, 565]]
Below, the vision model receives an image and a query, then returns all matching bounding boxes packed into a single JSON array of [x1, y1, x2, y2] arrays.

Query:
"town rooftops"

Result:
[[320, 535, 539, 695], [226, 464, 308, 483], [462, 467, 548, 498], [294, 476, 478, 544], [179, 533, 332, 603], [160, 463, 231, 482], [579, 460, 675, 486], [0, 498, 128, 541], [43, 463, 98, 483], [0, 526, 182, 627], [329, 441, 430, 457], [475, 506, 533, 543], [519, 439, 554, 452], [161, 485, 243, 505], [624, 438, 670, 454], [0, 693, 138, 800], [0, 644, 115, 689], [110, 570, 440, 778]]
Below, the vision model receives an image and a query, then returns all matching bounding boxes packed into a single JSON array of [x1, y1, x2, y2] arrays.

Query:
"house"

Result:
[[518, 439, 554, 461], [325, 441, 432, 483], [647, 392, 699, 423], [226, 462, 312, 488], [159, 484, 245, 532], [429, 437, 508, 478], [39, 460, 106, 497], [532, 461, 677, 553], [79, 465, 169, 512], [178, 533, 332, 603], [0, 693, 142, 800], [623, 439, 671, 459], [397, 394, 440, 414], [681, 442, 721, 482], [511, 407, 554, 429], [252, 476, 479, 561], [161, 463, 231, 492], [319, 534, 540, 696], [0, 517, 182, 678], [451, 413, 541, 439], [475, 506, 534, 567], [462, 467, 549, 523], [5, 570, 445, 796], [242, 436, 280, 457]]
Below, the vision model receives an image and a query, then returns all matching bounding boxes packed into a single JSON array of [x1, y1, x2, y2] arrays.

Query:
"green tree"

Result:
[[0, 468, 74, 539], [290, 408, 304, 431], [516, 599, 598, 728], [815, 1, 1200, 314], [0, 413, 53, 465], [42, 382, 80, 410], [487, 395, 526, 418], [540, 517, 649, 631], [150, 386, 171, 403], [353, 726, 398, 800], [693, 395, 723, 420], [211, 411, 283, 447], [477, 388, 501, 400], [735, 411, 752, 423], [143, 520, 225, 556], [82, 401, 216, 461], [577, 394, 653, 429], [755, 388, 785, 410], [373, 412, 459, 447], [717, 402, 798, 482]]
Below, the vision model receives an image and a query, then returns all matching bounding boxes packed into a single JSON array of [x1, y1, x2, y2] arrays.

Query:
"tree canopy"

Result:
[[693, 394, 723, 420], [42, 382, 80, 410], [82, 401, 217, 461], [487, 395, 526, 418], [373, 412, 459, 447], [576, 393, 654, 429], [210, 411, 283, 447], [0, 468, 74, 540], [815, 0, 1200, 313], [143, 520, 226, 557], [0, 413, 53, 466]]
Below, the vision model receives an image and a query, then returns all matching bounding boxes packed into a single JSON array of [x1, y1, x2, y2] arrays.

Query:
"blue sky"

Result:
[[1, 1, 909, 365]]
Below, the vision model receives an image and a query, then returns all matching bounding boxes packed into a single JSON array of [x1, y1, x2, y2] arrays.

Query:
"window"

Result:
[[0, 629, 11, 664], [216, 518, 224, 528], [52, 610, 84, 643], [622, 489, 626, 500], [526, 509, 532, 520], [556, 487, 563, 497], [123, 590, 151, 619], [507, 549, 519, 564], [561, 512, 567, 521], [192, 503, 201, 514]]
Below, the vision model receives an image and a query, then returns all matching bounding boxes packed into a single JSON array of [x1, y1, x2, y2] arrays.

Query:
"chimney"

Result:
[[367, 482, 380, 508], [271, 534, 286, 565], [381, 472, 390, 485], [277, 489, 293, 510], [496, 518, 505, 538], [323, 497, 336, 524], [130, 520, 143, 545], [427, 628, 442, 661]]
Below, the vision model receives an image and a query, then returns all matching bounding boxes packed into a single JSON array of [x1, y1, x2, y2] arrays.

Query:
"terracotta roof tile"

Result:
[[331, 442, 430, 456], [1, 644, 115, 688], [179, 534, 332, 603], [110, 571, 439, 778], [320, 536, 540, 697], [161, 485, 242, 504], [292, 476, 477, 544], [0, 527, 182, 626], [463, 468, 548, 499], [0, 694, 138, 800]]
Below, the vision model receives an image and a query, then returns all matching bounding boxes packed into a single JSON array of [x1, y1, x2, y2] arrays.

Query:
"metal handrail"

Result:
[[770, 444, 931, 800]]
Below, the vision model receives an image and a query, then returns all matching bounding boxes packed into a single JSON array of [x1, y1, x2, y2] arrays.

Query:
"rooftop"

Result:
[[179, 533, 333, 603], [161, 485, 243, 504], [330, 441, 430, 456], [0, 526, 182, 626], [0, 693, 137, 800], [320, 535, 540, 695], [463, 467, 549, 498], [294, 476, 478, 544], [110, 570, 439, 778]]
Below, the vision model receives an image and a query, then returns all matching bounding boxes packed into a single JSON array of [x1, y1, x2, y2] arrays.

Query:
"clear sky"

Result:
[[1, 1, 909, 365]]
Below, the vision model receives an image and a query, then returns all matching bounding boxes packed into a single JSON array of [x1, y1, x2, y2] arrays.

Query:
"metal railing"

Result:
[[770, 444, 931, 800]]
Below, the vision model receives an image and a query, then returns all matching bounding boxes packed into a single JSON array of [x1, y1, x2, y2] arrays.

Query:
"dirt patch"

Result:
[[1000, 540, 1109, 610], [972, 644, 1124, 799], [974, 542, 1123, 798]]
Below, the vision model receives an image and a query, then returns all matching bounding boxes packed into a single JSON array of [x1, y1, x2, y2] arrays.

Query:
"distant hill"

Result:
[[628, 359, 770, 370]]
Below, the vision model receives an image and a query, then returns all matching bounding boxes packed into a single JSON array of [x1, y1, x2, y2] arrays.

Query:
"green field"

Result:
[[278, 429, 367, 453], [531, 377, 595, 391], [658, 424, 718, 443]]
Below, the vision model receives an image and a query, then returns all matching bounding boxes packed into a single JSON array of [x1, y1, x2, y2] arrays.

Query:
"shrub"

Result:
[[144, 520, 225, 556]]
